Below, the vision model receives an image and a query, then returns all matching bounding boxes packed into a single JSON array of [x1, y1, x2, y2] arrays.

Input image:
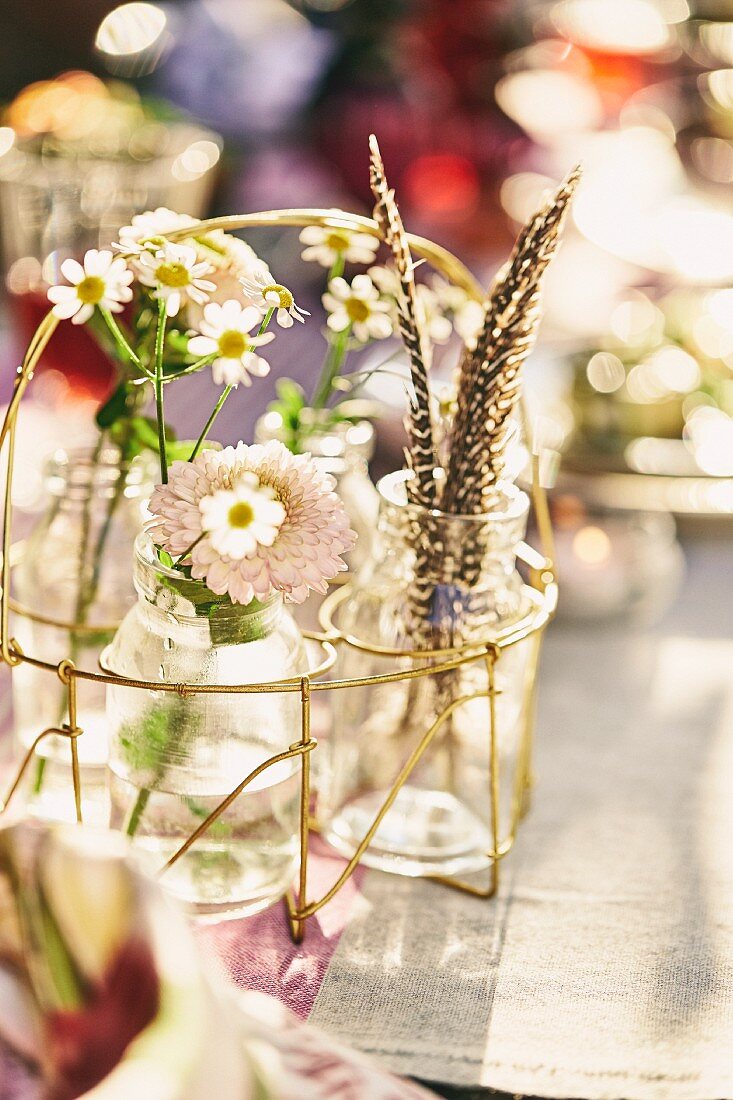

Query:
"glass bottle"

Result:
[[12, 447, 153, 824], [255, 412, 378, 575], [105, 532, 309, 920], [0, 119, 221, 402], [321, 470, 535, 878], [255, 413, 379, 760]]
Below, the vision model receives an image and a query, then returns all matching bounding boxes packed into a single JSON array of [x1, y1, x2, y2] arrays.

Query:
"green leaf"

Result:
[[119, 703, 174, 774], [275, 379, 307, 412], [96, 383, 134, 429], [165, 437, 217, 463]]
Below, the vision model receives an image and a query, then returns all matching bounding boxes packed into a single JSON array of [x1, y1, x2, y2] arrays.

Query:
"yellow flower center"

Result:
[[218, 330, 247, 358], [263, 283, 293, 310], [156, 261, 192, 288], [326, 231, 351, 252], [76, 275, 106, 305], [345, 297, 370, 324], [228, 501, 254, 528], [140, 234, 168, 250]]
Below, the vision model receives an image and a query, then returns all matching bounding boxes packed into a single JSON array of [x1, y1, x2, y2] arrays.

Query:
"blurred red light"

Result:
[[403, 154, 480, 217]]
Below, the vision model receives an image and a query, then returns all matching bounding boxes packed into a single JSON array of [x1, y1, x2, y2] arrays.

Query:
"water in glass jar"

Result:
[[109, 739, 300, 920]]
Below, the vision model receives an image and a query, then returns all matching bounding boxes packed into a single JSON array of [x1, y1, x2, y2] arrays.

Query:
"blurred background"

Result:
[[2, 0, 733, 620]]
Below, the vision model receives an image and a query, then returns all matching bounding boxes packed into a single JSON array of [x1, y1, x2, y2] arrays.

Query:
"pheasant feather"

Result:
[[368, 135, 437, 510], [442, 166, 581, 516]]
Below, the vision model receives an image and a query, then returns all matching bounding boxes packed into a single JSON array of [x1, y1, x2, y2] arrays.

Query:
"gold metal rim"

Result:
[[319, 581, 555, 659], [166, 209, 484, 301], [95, 637, 339, 691], [7, 598, 121, 635]]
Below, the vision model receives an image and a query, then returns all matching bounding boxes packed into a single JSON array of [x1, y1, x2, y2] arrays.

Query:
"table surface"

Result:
[[292, 533, 733, 1099]]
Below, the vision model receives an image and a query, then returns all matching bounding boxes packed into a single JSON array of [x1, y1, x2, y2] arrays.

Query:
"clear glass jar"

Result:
[[0, 120, 220, 402], [255, 412, 378, 575], [321, 470, 535, 878], [105, 532, 309, 920], [255, 411, 379, 788], [12, 447, 153, 824]]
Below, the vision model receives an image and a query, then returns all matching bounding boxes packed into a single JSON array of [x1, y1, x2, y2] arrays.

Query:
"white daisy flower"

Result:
[[299, 225, 379, 268], [134, 242, 215, 318], [430, 275, 484, 349], [186, 233, 271, 329], [366, 264, 400, 298], [416, 284, 453, 345], [240, 269, 310, 329], [453, 299, 484, 350], [114, 207, 197, 254], [47, 249, 133, 325], [199, 471, 286, 560], [322, 274, 393, 343], [368, 264, 453, 344], [188, 300, 275, 388]]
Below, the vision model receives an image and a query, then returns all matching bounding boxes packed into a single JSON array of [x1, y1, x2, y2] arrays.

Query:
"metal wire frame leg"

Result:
[[284, 666, 499, 942], [517, 627, 544, 819], [0, 658, 83, 823], [285, 677, 312, 943]]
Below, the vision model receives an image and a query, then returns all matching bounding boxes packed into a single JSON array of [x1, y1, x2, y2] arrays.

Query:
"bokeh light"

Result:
[[95, 3, 169, 75]]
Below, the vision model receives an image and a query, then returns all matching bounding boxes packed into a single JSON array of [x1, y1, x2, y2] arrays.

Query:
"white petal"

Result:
[[326, 311, 349, 333], [165, 291, 181, 317], [242, 352, 270, 378], [51, 298, 82, 320], [85, 249, 113, 276], [60, 258, 85, 285], [301, 246, 331, 266], [220, 299, 244, 327], [249, 522, 278, 547], [203, 301, 224, 328], [238, 305, 263, 333], [351, 273, 378, 300], [248, 331, 275, 347], [47, 285, 76, 304], [277, 309, 294, 329], [71, 303, 94, 325], [327, 277, 350, 301], [212, 358, 244, 387], [299, 226, 326, 245], [352, 232, 379, 250], [188, 335, 217, 356], [367, 313, 393, 340]]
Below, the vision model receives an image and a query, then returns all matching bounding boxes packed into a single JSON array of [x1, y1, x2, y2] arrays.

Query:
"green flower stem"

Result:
[[161, 352, 217, 383], [154, 299, 168, 483], [330, 254, 345, 281], [122, 598, 270, 841], [125, 787, 151, 837], [98, 308, 149, 378], [174, 533, 204, 565], [188, 384, 233, 463], [311, 325, 351, 410], [187, 308, 275, 462]]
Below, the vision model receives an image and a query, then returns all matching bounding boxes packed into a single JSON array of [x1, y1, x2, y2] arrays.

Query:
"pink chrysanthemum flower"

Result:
[[149, 440, 357, 606]]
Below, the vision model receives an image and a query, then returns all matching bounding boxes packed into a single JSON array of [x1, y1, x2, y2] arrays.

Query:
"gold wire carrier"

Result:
[[0, 209, 556, 942]]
